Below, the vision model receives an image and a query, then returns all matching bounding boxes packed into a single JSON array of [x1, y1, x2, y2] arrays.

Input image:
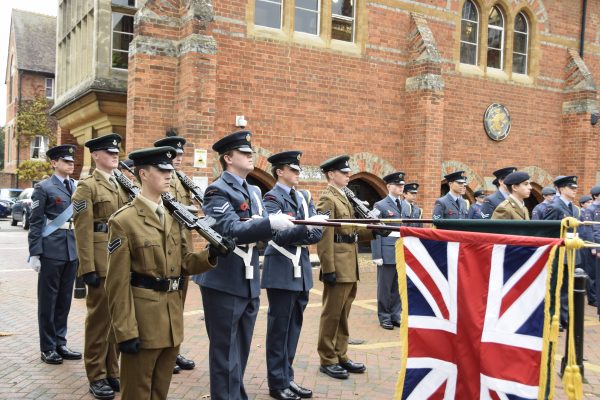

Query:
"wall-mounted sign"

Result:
[[192, 176, 208, 192], [483, 103, 511, 141], [194, 149, 207, 168]]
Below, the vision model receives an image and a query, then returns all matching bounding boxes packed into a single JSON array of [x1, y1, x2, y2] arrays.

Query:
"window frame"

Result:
[[486, 5, 505, 70], [254, 0, 285, 30], [294, 0, 321, 36], [331, 0, 357, 43], [30, 135, 49, 160], [512, 11, 529, 75], [110, 12, 135, 71], [45, 78, 54, 99], [459, 0, 480, 66]]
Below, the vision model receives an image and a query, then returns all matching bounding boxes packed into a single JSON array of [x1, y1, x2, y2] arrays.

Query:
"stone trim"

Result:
[[129, 34, 217, 57]]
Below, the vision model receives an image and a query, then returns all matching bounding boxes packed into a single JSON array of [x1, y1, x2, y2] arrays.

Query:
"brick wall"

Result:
[[125, 0, 600, 215]]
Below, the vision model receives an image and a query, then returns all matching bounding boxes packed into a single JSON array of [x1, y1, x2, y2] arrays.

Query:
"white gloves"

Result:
[[269, 213, 295, 231], [373, 258, 383, 266], [368, 208, 381, 219], [29, 255, 41, 272], [306, 214, 329, 230]]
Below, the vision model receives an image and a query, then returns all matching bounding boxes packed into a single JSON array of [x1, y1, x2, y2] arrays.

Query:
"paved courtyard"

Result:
[[1, 219, 600, 399]]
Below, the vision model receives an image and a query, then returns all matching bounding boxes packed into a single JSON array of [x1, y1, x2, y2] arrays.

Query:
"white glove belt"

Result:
[[233, 244, 255, 279], [267, 241, 306, 278], [46, 219, 74, 230]]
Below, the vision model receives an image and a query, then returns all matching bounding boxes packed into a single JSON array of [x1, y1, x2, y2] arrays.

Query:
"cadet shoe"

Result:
[[319, 364, 349, 379], [380, 322, 393, 330], [340, 360, 366, 373], [289, 381, 312, 398], [106, 377, 120, 392], [175, 354, 195, 370], [269, 388, 300, 400], [391, 320, 401, 327], [89, 379, 115, 400], [41, 350, 63, 364], [173, 364, 181, 374], [56, 345, 82, 360]]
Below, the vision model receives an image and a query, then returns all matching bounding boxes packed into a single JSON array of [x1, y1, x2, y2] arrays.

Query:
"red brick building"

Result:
[[64, 0, 600, 214], [4, 10, 57, 188]]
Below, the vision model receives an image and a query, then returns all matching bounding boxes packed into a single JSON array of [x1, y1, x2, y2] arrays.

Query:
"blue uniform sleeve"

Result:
[[263, 193, 309, 246], [592, 208, 600, 243], [480, 198, 494, 219], [28, 184, 47, 256], [432, 199, 445, 220], [542, 203, 560, 220], [202, 185, 272, 245], [371, 202, 385, 259]]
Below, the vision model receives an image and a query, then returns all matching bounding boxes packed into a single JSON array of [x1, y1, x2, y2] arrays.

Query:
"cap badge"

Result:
[[297, 154, 301, 160], [166, 152, 172, 159], [573, 177, 578, 182], [246, 134, 251, 142], [112, 139, 117, 146], [69, 148, 74, 154], [177, 142, 182, 147]]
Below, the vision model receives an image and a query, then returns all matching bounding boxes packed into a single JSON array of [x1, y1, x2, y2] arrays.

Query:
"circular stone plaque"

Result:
[[483, 103, 511, 141]]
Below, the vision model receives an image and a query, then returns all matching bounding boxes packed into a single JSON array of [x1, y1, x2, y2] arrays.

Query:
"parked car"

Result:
[[0, 188, 22, 202], [0, 199, 13, 218], [11, 188, 34, 229]]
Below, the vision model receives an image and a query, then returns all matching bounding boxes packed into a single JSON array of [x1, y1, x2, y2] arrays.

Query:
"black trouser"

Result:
[[265, 289, 309, 390], [200, 286, 259, 400], [581, 249, 596, 304], [377, 264, 401, 324], [38, 257, 77, 352]]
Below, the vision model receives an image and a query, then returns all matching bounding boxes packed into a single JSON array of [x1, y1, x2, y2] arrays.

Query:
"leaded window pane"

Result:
[[255, 0, 282, 29], [462, 0, 478, 21], [460, 42, 477, 65], [487, 49, 501, 69], [512, 53, 527, 74], [489, 7, 503, 28]]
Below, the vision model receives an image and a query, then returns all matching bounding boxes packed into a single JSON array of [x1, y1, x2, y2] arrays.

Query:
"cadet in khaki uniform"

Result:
[[154, 134, 195, 373], [316, 155, 374, 380], [105, 146, 219, 399], [73, 134, 129, 399], [491, 172, 532, 221]]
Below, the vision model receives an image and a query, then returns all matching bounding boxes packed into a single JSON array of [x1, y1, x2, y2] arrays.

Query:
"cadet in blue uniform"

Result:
[[467, 190, 486, 219], [371, 172, 406, 330], [543, 175, 580, 330], [531, 186, 556, 220], [192, 131, 295, 400], [580, 191, 598, 307], [404, 182, 423, 227], [585, 186, 600, 317], [480, 167, 517, 219], [432, 171, 469, 220], [262, 151, 324, 400], [28, 144, 82, 364]]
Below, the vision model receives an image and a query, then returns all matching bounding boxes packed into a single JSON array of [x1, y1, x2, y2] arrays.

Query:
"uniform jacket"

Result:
[[432, 192, 468, 220], [491, 196, 530, 220], [531, 201, 550, 220], [407, 202, 423, 227], [72, 170, 129, 277], [316, 185, 373, 283], [481, 190, 508, 219], [371, 196, 405, 264], [193, 172, 273, 299], [583, 202, 600, 243], [105, 196, 216, 349], [468, 202, 484, 219], [261, 185, 322, 291], [28, 175, 78, 261], [543, 196, 581, 264]]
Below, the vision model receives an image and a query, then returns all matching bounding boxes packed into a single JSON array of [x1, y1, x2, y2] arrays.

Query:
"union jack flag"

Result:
[[396, 227, 562, 400]]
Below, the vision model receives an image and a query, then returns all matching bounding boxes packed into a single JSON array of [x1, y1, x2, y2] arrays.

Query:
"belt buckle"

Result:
[[168, 278, 179, 292]]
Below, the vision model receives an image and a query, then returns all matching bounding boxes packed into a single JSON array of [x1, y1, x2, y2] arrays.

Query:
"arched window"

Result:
[[460, 0, 479, 65], [512, 12, 529, 74], [487, 6, 504, 69]]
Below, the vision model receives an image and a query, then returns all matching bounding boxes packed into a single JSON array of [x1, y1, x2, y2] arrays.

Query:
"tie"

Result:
[[396, 199, 402, 213], [63, 179, 72, 195], [109, 176, 118, 191], [456, 199, 461, 209], [242, 180, 252, 211], [568, 202, 573, 215], [156, 206, 165, 225], [289, 188, 298, 209]]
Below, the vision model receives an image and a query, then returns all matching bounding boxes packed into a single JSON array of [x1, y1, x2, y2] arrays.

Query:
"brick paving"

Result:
[[1, 219, 600, 399]]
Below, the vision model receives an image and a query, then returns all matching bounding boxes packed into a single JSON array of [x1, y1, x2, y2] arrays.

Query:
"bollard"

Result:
[[560, 267, 586, 378], [74, 276, 87, 299]]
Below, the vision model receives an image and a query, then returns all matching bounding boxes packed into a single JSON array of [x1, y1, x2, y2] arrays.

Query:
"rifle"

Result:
[[113, 165, 140, 199], [161, 192, 234, 255], [175, 170, 204, 206], [341, 186, 380, 219]]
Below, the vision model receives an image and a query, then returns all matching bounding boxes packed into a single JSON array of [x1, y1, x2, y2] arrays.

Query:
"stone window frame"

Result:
[[247, 0, 367, 55], [512, 11, 529, 75], [30, 135, 49, 160], [459, 0, 480, 66], [110, 1, 137, 71], [45, 78, 54, 99], [456, 0, 538, 84]]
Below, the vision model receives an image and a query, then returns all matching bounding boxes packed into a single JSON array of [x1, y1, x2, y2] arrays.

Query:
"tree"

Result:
[[16, 159, 53, 182], [16, 97, 56, 145]]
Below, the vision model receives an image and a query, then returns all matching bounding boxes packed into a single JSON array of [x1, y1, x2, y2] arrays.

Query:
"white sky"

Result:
[[0, 1, 57, 126]]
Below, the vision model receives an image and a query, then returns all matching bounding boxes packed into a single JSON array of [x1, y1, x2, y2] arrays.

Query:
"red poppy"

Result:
[[387, 210, 394, 216], [239, 201, 249, 211], [55, 197, 62, 205], [287, 212, 294, 217]]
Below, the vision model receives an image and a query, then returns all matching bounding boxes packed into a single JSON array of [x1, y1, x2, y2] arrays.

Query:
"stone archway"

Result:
[[521, 166, 553, 188], [247, 168, 275, 195], [349, 152, 396, 180]]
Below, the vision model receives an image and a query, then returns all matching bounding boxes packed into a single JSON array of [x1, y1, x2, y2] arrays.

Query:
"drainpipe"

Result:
[[15, 71, 22, 187], [580, 0, 587, 58]]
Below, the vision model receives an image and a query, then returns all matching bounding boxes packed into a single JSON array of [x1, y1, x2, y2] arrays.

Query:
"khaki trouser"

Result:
[[317, 282, 357, 365], [84, 279, 119, 381], [121, 345, 180, 400]]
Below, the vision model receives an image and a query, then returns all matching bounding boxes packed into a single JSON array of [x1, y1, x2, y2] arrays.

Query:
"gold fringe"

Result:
[[394, 238, 408, 400], [539, 244, 559, 400]]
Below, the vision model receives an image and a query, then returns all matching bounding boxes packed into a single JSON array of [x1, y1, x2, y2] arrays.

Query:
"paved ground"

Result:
[[1, 218, 600, 399]]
